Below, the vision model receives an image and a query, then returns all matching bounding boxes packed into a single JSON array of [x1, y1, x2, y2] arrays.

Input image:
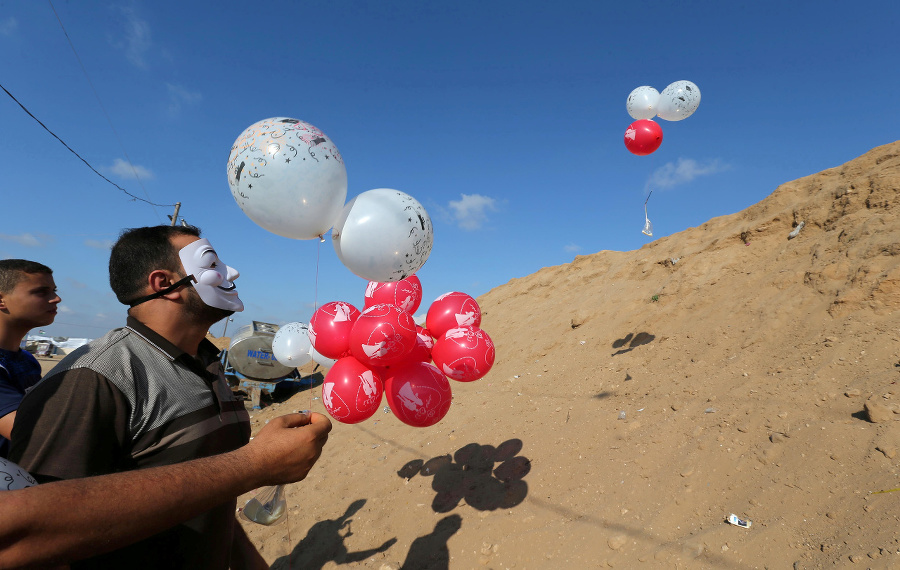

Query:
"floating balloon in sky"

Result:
[[626, 86, 660, 120], [656, 81, 701, 121], [624, 119, 663, 156], [226, 117, 347, 240], [332, 189, 434, 282]]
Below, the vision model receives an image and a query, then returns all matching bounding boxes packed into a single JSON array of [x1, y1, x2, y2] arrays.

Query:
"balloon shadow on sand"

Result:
[[271, 499, 396, 570], [611, 332, 655, 356], [400, 514, 461, 570], [397, 439, 530, 513]]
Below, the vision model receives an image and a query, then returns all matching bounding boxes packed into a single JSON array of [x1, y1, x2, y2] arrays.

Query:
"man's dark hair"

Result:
[[109, 225, 201, 304], [0, 259, 53, 294]]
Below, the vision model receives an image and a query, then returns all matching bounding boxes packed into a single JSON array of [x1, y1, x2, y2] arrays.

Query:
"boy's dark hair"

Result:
[[109, 225, 201, 304], [0, 259, 53, 294]]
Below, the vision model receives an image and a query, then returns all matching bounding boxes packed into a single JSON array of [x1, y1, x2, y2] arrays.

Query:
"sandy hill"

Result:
[[241, 141, 900, 569]]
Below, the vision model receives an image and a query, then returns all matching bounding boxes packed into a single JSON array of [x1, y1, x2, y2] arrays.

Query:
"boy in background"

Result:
[[0, 259, 60, 458]]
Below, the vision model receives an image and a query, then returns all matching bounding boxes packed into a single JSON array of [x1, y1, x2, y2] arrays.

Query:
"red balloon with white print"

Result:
[[384, 361, 452, 427], [322, 356, 383, 424], [425, 292, 481, 338], [308, 301, 361, 359], [364, 275, 423, 315], [431, 326, 495, 382], [349, 303, 417, 367]]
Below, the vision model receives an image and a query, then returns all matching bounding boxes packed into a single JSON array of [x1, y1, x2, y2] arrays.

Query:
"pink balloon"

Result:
[[364, 275, 423, 314], [349, 303, 417, 367], [322, 356, 383, 424], [407, 326, 435, 364], [308, 301, 361, 360], [425, 292, 481, 338], [431, 326, 495, 382], [384, 361, 452, 427]]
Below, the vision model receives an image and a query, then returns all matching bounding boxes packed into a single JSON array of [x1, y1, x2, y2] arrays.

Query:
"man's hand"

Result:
[[240, 412, 332, 487]]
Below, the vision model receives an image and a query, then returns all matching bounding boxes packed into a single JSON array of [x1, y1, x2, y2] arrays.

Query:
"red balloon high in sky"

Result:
[[624, 119, 663, 156]]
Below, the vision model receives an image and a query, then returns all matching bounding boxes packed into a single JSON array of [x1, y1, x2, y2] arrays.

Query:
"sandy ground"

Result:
[[38, 141, 900, 568]]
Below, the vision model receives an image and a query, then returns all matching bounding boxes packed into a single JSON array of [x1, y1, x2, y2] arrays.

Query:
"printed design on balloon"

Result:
[[323, 368, 380, 421], [333, 303, 354, 322], [384, 362, 452, 427], [0, 457, 37, 490], [397, 439, 531, 513], [227, 117, 348, 240]]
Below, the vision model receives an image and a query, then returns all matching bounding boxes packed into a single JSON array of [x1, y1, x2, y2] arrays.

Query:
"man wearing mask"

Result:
[[11, 225, 297, 569]]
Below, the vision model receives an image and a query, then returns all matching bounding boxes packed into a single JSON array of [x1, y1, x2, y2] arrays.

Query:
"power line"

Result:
[[47, 0, 167, 219], [0, 81, 176, 208]]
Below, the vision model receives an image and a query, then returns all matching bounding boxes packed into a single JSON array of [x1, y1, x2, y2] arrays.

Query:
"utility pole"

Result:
[[221, 317, 234, 338], [169, 203, 182, 226]]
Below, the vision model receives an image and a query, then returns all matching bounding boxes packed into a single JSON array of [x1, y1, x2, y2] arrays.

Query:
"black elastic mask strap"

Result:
[[126, 274, 196, 308]]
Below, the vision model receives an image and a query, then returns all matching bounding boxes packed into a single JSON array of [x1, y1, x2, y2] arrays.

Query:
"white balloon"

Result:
[[332, 189, 434, 282], [0, 457, 37, 491], [626, 86, 660, 120], [656, 80, 701, 121], [309, 344, 337, 369], [272, 322, 313, 366], [227, 117, 348, 240]]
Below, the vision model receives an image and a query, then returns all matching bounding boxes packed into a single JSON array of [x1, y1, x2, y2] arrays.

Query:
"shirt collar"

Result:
[[124, 315, 221, 379]]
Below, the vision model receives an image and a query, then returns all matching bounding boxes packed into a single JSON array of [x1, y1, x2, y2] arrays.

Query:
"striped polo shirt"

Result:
[[10, 316, 251, 569]]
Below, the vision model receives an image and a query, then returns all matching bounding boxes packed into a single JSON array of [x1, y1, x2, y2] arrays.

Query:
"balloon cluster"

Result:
[[623, 81, 701, 156], [271, 275, 495, 427], [227, 118, 433, 282]]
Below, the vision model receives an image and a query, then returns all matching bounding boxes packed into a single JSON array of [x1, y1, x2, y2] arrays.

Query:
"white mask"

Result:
[[178, 238, 243, 312]]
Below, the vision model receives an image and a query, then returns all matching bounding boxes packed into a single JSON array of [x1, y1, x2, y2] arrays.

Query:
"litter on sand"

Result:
[[727, 514, 751, 529]]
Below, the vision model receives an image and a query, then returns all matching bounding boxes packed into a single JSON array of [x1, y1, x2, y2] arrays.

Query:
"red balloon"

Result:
[[425, 292, 481, 338], [322, 356, 383, 424], [624, 119, 663, 156], [431, 326, 495, 382], [364, 275, 423, 314], [384, 361, 452, 427], [349, 303, 418, 367], [309, 301, 361, 359]]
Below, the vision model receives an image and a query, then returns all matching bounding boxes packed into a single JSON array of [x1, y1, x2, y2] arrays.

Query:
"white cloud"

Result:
[[447, 194, 498, 230], [646, 158, 729, 190], [0, 233, 43, 247], [0, 17, 17, 36], [564, 243, 581, 253], [113, 4, 151, 68], [166, 83, 202, 115], [108, 158, 154, 180], [59, 305, 74, 314], [84, 239, 115, 250]]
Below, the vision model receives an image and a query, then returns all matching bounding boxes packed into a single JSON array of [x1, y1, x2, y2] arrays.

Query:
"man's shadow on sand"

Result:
[[401, 514, 461, 570], [398, 439, 531, 513], [271, 499, 396, 570]]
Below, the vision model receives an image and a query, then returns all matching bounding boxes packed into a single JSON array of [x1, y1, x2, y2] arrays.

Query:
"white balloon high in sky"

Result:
[[656, 80, 701, 121], [626, 86, 660, 120], [227, 117, 348, 240], [332, 188, 434, 283]]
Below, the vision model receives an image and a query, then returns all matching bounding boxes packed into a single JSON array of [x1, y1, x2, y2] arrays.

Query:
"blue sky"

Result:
[[2, 1, 898, 340]]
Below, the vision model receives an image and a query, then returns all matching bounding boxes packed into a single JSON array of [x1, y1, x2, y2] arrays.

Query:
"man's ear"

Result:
[[0, 292, 6, 311], [147, 270, 185, 300]]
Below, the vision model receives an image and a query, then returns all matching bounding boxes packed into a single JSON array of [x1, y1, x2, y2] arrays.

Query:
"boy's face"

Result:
[[0, 272, 61, 329]]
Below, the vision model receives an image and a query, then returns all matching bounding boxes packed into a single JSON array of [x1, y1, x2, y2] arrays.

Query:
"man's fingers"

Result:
[[307, 412, 333, 434], [267, 413, 312, 429]]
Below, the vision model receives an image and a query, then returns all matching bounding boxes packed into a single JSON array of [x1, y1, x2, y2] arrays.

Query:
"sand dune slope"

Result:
[[239, 141, 900, 569]]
